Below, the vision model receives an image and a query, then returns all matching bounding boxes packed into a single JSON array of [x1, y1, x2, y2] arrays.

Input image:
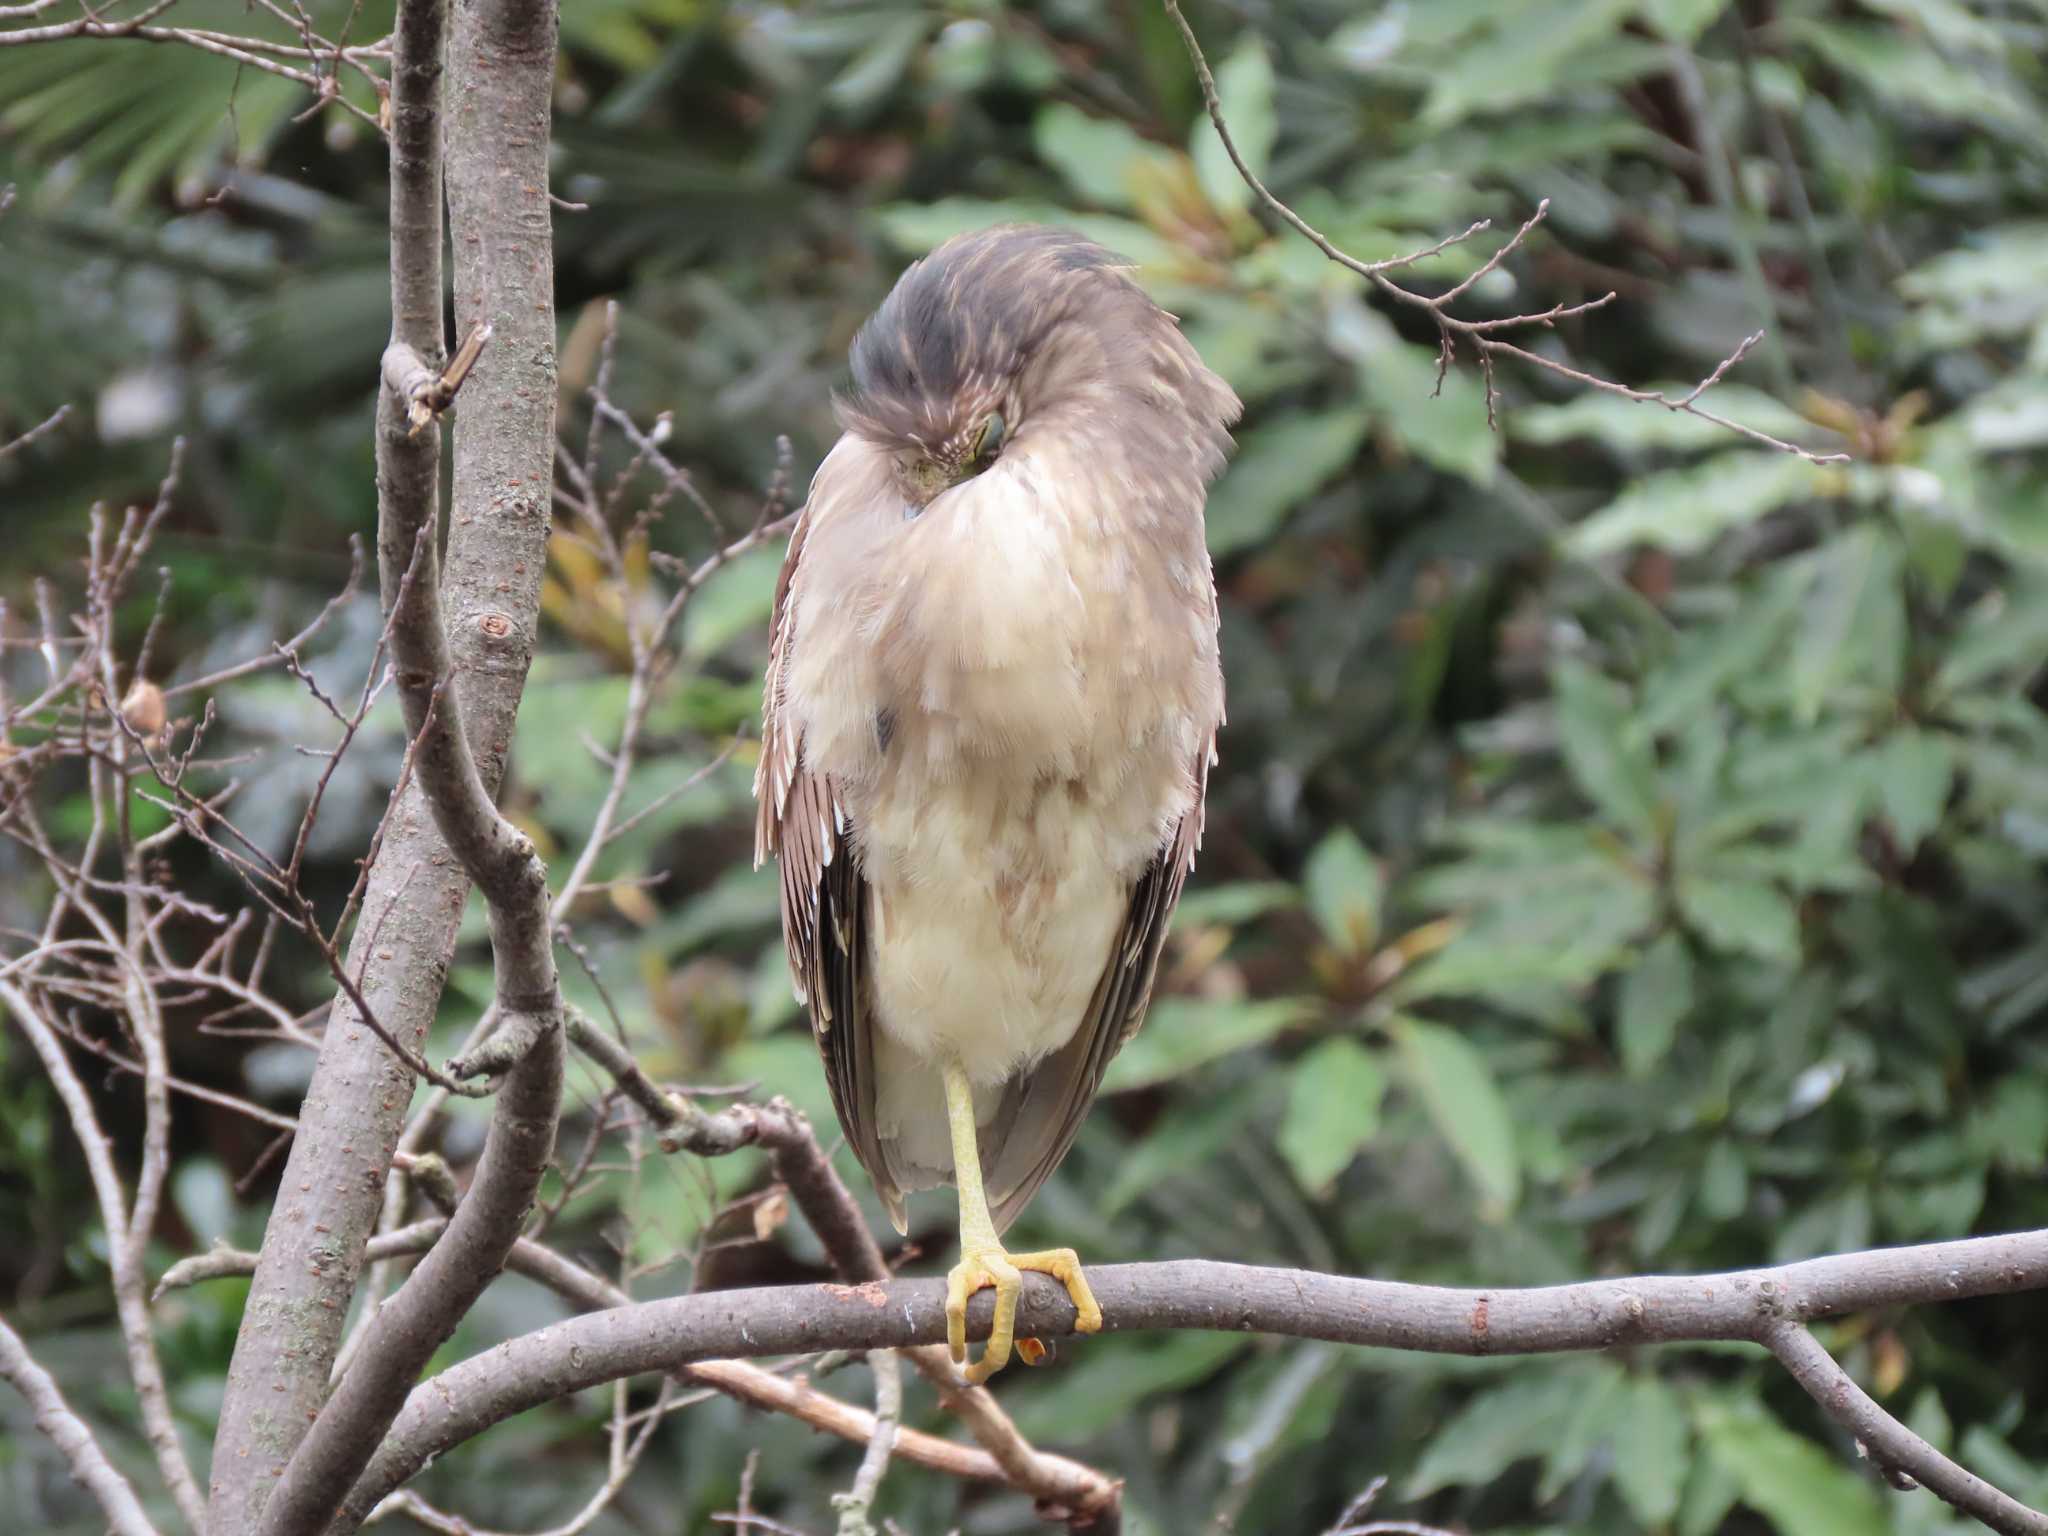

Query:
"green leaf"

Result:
[[1679, 1451, 1743, 1536], [1401, 873, 1654, 1007], [1638, 0, 1732, 44], [825, 13, 933, 113], [875, 199, 1179, 270], [1898, 223, 2048, 349], [1788, 20, 2044, 138], [1332, 303, 1498, 485], [1174, 881, 1299, 928], [1698, 1138, 1748, 1219], [1613, 1376, 1692, 1524], [1790, 528, 1905, 724], [1191, 37, 1275, 215], [1102, 1079, 1266, 1216], [1103, 998, 1318, 1092], [1933, 578, 2048, 696], [1677, 876, 1801, 962], [171, 1159, 234, 1247], [683, 545, 782, 659], [1567, 451, 1821, 557], [1540, 1361, 1627, 1499], [1391, 1016, 1521, 1210], [1302, 828, 1382, 954], [1418, 0, 1636, 127], [1618, 931, 1693, 1077], [1405, 1372, 1584, 1496], [1278, 1038, 1386, 1193], [1033, 103, 1172, 212], [1699, 1399, 1891, 1536], [1866, 729, 1953, 851], [1204, 410, 1368, 557], [1552, 659, 1660, 845], [1011, 1332, 1249, 1442], [1638, 558, 1818, 736]]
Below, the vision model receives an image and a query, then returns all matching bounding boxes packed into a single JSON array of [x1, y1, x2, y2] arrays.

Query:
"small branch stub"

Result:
[[384, 321, 493, 435]]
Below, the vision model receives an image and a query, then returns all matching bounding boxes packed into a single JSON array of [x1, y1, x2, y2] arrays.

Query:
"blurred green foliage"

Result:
[[4, 1, 2048, 1533]]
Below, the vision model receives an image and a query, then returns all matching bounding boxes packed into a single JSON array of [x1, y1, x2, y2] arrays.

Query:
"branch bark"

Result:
[[0, 1309, 162, 1536], [0, 978, 206, 1531], [245, 0, 565, 1530], [337, 1232, 2048, 1532], [205, 0, 456, 1521], [154, 1220, 1105, 1504], [1763, 1321, 2048, 1536], [208, 0, 562, 1523], [655, 1096, 1123, 1527]]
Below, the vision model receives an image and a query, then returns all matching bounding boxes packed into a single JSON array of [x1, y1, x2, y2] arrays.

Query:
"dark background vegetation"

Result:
[[4, 1, 2047, 1532]]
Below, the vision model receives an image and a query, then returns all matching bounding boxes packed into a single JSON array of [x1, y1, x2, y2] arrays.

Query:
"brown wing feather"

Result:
[[984, 735, 1216, 1232], [754, 506, 905, 1228]]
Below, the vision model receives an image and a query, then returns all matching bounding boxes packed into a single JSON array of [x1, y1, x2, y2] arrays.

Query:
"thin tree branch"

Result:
[[160, 535, 363, 701], [0, 9, 387, 134], [248, 0, 566, 1528], [0, 1310, 162, 1536], [0, 979, 207, 1531], [340, 1233, 2048, 1533], [744, 1106, 1122, 1529], [1763, 1320, 2048, 1536], [205, 0, 467, 1521], [157, 1217, 1102, 1506], [1157, 0, 1848, 465], [156, 1221, 450, 1299], [0, 403, 71, 459], [833, 1349, 902, 1536]]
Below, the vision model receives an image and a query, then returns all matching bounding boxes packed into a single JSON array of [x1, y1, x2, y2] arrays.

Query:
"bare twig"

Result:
[[0, 1311, 162, 1536], [1158, 0, 1847, 465], [833, 1350, 902, 1536], [1763, 1320, 2047, 1536], [162, 535, 363, 700], [0, 8, 387, 133], [0, 980, 207, 1530], [0, 403, 71, 460]]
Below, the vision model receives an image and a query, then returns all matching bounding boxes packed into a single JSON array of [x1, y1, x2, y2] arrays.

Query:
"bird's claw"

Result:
[[945, 1244, 1101, 1384]]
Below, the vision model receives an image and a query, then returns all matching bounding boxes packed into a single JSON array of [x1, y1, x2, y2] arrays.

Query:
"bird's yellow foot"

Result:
[[945, 1244, 1102, 1384]]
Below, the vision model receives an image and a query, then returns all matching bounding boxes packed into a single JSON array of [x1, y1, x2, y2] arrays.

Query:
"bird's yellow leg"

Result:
[[940, 1056, 1102, 1383]]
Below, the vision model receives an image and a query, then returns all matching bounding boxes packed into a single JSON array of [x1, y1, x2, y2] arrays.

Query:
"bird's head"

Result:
[[837, 224, 1223, 514]]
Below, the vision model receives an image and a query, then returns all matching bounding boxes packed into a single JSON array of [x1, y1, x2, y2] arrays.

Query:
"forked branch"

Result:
[[1158, 0, 1848, 465]]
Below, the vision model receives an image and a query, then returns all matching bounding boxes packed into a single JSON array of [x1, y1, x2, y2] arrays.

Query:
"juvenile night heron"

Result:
[[755, 224, 1238, 1382]]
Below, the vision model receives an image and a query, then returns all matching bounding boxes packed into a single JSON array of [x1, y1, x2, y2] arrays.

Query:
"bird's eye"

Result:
[[971, 411, 1005, 468]]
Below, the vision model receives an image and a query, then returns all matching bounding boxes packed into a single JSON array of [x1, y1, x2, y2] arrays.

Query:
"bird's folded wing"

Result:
[[984, 736, 1216, 1233], [754, 503, 903, 1227]]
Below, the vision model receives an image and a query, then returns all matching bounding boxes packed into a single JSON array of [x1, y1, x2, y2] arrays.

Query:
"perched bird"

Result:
[[755, 224, 1238, 1382]]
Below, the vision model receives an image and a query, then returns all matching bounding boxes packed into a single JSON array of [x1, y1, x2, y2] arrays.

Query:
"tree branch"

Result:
[[0, 1309, 162, 1536], [246, 0, 566, 1529], [152, 1219, 1105, 1507], [1157, 0, 1848, 465], [832, 1348, 901, 1536], [1763, 1320, 2048, 1536], [336, 1233, 2048, 1532], [0, 978, 206, 1531], [206, 0, 474, 1523], [0, 8, 386, 135]]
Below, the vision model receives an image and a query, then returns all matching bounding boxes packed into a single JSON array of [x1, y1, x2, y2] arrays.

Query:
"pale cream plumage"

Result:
[[755, 225, 1238, 1379]]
